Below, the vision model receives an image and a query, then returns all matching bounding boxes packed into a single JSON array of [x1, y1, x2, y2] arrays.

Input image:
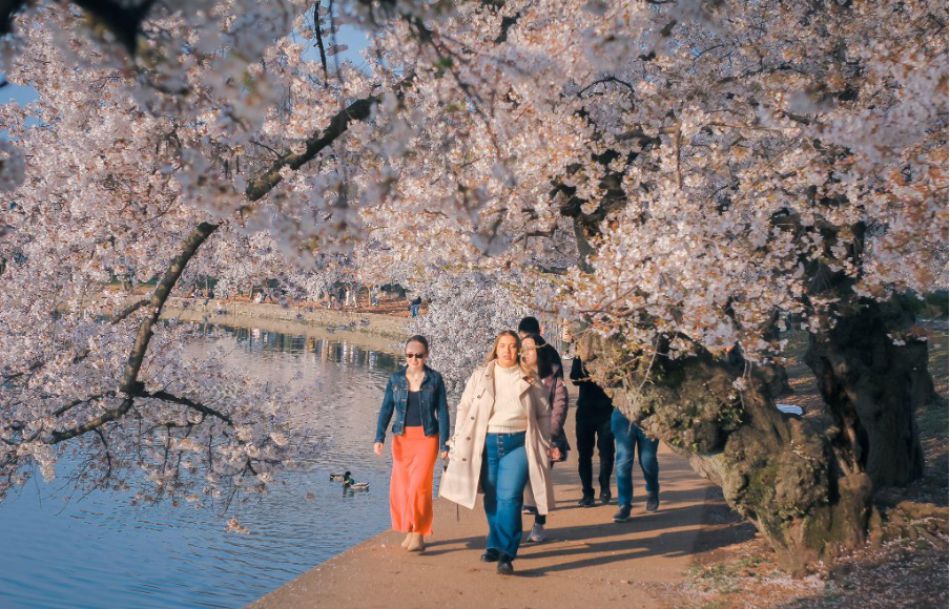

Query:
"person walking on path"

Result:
[[409, 296, 422, 317], [374, 335, 450, 552], [439, 330, 557, 575], [519, 332, 568, 543], [516, 316, 564, 378], [570, 356, 615, 506], [610, 408, 661, 523], [516, 317, 572, 467]]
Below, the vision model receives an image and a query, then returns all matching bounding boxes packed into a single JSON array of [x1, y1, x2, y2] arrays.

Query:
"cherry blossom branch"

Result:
[[111, 298, 149, 325], [94, 427, 112, 479], [244, 95, 380, 202], [119, 222, 219, 395], [56, 86, 389, 444], [312, 1, 330, 85], [142, 390, 233, 425], [52, 391, 117, 417], [50, 397, 134, 442], [0, 1, 155, 55]]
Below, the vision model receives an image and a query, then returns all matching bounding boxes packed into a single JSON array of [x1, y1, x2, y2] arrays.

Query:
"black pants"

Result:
[[576, 412, 614, 496]]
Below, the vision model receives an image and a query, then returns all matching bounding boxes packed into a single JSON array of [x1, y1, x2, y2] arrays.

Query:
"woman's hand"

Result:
[[373, 442, 384, 456], [440, 450, 449, 460], [547, 446, 561, 461]]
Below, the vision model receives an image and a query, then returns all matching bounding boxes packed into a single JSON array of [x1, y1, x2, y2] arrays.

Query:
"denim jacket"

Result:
[[374, 366, 450, 451]]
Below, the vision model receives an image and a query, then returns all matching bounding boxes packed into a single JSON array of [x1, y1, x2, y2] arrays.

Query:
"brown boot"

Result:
[[406, 532, 425, 552]]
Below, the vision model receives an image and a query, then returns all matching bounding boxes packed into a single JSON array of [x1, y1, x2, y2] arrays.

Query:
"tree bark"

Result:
[[119, 222, 219, 394], [576, 333, 874, 574], [804, 296, 929, 489]]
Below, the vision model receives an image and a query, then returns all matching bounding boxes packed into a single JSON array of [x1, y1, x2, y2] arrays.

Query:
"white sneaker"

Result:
[[527, 523, 546, 543]]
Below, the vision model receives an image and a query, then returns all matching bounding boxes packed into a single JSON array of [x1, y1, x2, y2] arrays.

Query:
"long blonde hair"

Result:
[[485, 330, 535, 380], [486, 330, 520, 363]]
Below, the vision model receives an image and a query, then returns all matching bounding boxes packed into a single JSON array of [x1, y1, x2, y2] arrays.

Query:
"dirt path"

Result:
[[249, 430, 752, 609]]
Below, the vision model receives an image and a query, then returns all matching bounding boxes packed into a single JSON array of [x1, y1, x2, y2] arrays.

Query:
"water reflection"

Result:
[[0, 326, 404, 609], [218, 325, 400, 371]]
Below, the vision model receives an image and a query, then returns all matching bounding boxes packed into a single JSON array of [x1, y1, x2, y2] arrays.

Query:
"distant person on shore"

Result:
[[374, 335, 450, 552], [440, 331, 556, 575], [610, 409, 661, 522], [571, 355, 615, 506], [519, 333, 568, 543], [409, 296, 422, 317]]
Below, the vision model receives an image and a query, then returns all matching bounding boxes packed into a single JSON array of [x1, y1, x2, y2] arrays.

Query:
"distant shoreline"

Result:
[[162, 297, 409, 354]]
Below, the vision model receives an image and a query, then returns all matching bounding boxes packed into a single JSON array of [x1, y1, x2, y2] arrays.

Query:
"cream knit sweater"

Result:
[[487, 363, 528, 433]]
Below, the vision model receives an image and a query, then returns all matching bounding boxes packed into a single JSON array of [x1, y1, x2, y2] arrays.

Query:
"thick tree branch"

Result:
[[143, 390, 233, 425], [75, 0, 154, 54], [53, 391, 116, 416], [244, 95, 380, 201], [313, 1, 330, 84], [119, 222, 219, 394], [111, 298, 149, 324], [51, 397, 134, 442]]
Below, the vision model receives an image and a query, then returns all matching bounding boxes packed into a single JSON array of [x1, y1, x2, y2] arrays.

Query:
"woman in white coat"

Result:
[[439, 330, 557, 575]]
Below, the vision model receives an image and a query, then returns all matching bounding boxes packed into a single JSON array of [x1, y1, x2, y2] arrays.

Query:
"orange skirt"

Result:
[[390, 426, 439, 535]]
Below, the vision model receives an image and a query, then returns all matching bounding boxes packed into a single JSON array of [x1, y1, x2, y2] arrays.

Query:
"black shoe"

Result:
[[497, 555, 514, 575], [613, 505, 632, 523], [577, 494, 595, 507], [646, 493, 660, 512], [600, 490, 612, 505], [481, 548, 500, 562]]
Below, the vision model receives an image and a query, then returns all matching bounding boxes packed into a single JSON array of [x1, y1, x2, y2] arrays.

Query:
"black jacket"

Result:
[[570, 357, 613, 419]]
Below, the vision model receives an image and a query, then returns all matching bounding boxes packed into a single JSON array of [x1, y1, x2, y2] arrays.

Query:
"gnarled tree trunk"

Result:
[[577, 333, 875, 574], [805, 296, 930, 489]]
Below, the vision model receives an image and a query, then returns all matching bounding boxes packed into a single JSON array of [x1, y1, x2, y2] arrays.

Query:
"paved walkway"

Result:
[[250, 433, 752, 609]]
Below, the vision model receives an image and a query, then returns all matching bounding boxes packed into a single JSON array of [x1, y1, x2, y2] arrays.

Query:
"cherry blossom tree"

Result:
[[0, 0, 945, 570]]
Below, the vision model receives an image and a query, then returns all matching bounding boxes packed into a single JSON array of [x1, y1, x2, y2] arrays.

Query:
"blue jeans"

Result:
[[482, 432, 529, 559], [611, 409, 659, 508]]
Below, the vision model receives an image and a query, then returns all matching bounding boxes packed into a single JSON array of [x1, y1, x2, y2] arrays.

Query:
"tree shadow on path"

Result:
[[424, 486, 756, 574]]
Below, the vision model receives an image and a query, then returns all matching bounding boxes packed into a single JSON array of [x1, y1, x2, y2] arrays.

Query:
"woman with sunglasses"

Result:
[[439, 330, 557, 575], [374, 335, 450, 552]]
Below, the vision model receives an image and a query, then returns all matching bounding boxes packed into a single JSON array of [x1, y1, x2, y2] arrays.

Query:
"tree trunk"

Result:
[[577, 333, 873, 574], [804, 297, 929, 489]]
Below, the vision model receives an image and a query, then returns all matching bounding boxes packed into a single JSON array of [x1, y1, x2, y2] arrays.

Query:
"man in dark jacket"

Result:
[[571, 356, 614, 506]]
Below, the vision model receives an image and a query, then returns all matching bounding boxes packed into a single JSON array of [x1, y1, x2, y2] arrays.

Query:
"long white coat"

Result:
[[438, 361, 555, 514]]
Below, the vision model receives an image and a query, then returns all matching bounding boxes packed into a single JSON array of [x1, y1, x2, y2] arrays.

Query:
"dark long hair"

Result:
[[522, 332, 556, 379], [406, 334, 429, 354]]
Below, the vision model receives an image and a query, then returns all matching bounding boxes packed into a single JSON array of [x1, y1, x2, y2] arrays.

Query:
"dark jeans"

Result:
[[576, 411, 614, 497]]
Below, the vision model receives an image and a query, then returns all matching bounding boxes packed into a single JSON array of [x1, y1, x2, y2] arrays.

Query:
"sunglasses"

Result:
[[405, 353, 427, 359]]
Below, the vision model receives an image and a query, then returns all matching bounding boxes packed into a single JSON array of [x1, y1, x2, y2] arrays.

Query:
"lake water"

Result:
[[0, 327, 411, 609]]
